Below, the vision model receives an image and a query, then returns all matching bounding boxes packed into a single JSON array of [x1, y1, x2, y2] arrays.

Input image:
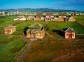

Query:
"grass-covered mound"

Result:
[[23, 34, 84, 62]]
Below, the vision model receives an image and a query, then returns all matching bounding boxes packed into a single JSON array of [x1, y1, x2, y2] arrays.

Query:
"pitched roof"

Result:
[[29, 23, 43, 30], [65, 27, 75, 32], [27, 23, 43, 33], [5, 25, 16, 29]]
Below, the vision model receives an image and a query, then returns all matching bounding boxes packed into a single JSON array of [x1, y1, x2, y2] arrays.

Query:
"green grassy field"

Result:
[[0, 15, 84, 62], [75, 15, 84, 27], [0, 16, 25, 62]]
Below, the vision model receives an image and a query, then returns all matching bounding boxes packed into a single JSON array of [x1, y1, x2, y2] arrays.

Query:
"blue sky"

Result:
[[0, 0, 84, 11]]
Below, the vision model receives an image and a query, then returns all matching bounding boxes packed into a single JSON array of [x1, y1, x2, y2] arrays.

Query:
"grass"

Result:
[[0, 15, 84, 62], [75, 15, 84, 27], [23, 36, 84, 62], [0, 16, 25, 62], [0, 34, 25, 62], [47, 22, 84, 34]]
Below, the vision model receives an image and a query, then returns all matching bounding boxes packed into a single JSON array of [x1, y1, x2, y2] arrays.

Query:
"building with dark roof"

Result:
[[65, 27, 75, 39], [25, 23, 45, 41]]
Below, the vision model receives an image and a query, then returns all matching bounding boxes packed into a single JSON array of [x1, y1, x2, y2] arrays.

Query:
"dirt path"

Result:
[[13, 40, 33, 62], [51, 49, 84, 62]]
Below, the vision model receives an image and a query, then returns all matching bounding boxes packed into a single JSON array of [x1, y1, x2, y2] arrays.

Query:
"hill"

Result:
[[0, 8, 83, 12]]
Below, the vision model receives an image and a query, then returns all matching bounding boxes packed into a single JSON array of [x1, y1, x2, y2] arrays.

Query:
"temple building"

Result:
[[4, 25, 16, 35], [65, 27, 75, 39], [25, 23, 45, 41]]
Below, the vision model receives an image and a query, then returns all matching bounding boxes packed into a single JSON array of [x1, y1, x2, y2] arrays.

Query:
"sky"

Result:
[[0, 0, 84, 11]]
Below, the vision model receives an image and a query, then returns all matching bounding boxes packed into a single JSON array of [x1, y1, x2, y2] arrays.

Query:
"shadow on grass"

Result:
[[63, 28, 68, 31], [23, 27, 29, 36], [52, 30, 65, 37]]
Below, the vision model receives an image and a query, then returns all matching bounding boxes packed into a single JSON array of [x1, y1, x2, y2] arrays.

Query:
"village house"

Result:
[[34, 16, 42, 21], [44, 15, 67, 21], [0, 12, 6, 16], [69, 16, 76, 21], [28, 15, 76, 22], [45, 13, 55, 21], [45, 16, 51, 21], [55, 16, 64, 21], [18, 12, 76, 22], [65, 27, 75, 39], [25, 23, 45, 41], [80, 13, 84, 15], [53, 17, 58, 21], [14, 16, 26, 21], [49, 15, 58, 21], [63, 16, 70, 21], [27, 16, 34, 20], [34, 12, 44, 21], [4, 25, 16, 35], [66, 12, 72, 15], [53, 16, 75, 22], [41, 16, 45, 20]]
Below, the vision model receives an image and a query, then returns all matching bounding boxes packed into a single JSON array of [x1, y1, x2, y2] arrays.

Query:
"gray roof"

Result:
[[65, 27, 75, 32], [5, 25, 16, 29], [29, 23, 43, 30], [27, 23, 43, 33]]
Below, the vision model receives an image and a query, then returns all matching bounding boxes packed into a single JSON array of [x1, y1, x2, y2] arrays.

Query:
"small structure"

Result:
[[44, 13, 54, 21], [14, 16, 26, 21], [57, 16, 64, 21], [65, 28, 75, 39], [41, 17, 45, 21], [34, 16, 42, 21], [27, 16, 34, 20], [64, 17, 69, 21], [45, 16, 51, 21], [4, 25, 16, 35], [0, 12, 6, 16], [25, 23, 45, 41], [69, 16, 75, 21], [34, 12, 43, 21]]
